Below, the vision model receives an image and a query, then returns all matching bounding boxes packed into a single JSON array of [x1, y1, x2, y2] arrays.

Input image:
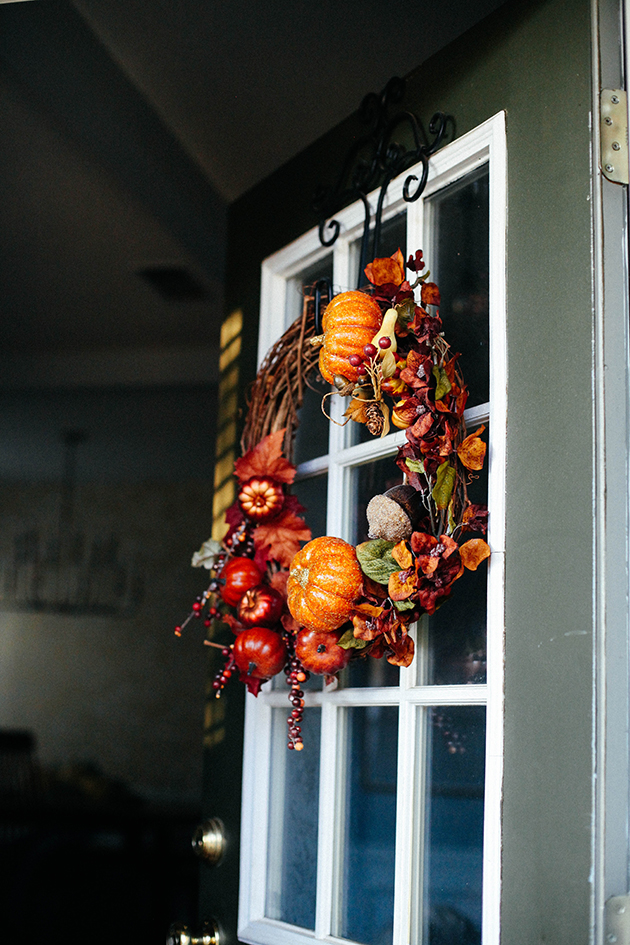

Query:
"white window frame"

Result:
[[239, 111, 507, 945]]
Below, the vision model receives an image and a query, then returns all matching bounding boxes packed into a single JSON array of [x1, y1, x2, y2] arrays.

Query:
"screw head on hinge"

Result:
[[611, 94, 620, 104], [605, 163, 615, 173]]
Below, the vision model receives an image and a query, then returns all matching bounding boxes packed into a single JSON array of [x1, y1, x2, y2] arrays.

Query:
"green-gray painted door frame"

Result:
[[200, 1, 630, 942]]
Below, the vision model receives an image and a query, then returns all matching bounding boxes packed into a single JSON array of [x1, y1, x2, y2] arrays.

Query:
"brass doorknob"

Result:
[[167, 919, 220, 945], [192, 817, 225, 865]]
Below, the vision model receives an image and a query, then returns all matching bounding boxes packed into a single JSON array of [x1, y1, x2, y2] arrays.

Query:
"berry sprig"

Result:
[[174, 521, 258, 639], [211, 647, 235, 698], [174, 586, 219, 637], [348, 338, 392, 376], [283, 632, 309, 751]]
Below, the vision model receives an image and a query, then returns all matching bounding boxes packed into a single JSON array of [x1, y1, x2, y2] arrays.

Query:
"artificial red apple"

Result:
[[233, 626, 288, 679], [237, 584, 284, 627], [294, 627, 352, 676], [220, 557, 262, 607]]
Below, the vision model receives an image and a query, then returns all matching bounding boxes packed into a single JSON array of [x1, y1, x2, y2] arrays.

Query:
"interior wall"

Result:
[[0, 384, 217, 807]]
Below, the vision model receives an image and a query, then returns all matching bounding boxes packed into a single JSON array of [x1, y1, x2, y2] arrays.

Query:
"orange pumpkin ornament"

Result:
[[319, 291, 382, 384], [238, 476, 285, 522], [287, 536, 363, 633]]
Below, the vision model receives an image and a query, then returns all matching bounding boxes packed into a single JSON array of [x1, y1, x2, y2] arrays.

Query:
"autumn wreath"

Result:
[[176, 249, 490, 750]]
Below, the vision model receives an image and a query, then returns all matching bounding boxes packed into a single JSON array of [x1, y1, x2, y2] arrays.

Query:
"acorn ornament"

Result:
[[366, 485, 423, 541]]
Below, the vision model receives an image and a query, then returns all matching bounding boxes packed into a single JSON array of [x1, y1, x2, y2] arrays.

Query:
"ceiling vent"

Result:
[[137, 265, 208, 302]]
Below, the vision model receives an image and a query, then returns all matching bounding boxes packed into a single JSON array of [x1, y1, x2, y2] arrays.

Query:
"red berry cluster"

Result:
[[283, 634, 309, 751], [348, 338, 391, 376], [211, 647, 235, 696]]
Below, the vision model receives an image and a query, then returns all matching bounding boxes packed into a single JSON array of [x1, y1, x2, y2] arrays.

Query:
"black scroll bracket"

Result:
[[312, 76, 450, 326]]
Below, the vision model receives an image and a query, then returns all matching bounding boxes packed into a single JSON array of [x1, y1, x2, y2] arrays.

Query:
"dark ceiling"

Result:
[[0, 0, 505, 386]]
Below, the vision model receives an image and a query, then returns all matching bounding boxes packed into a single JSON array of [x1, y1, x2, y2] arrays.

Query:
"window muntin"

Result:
[[240, 112, 506, 945]]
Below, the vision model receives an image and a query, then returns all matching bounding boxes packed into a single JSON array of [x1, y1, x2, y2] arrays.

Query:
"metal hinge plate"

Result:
[[605, 894, 630, 943], [601, 89, 628, 185]]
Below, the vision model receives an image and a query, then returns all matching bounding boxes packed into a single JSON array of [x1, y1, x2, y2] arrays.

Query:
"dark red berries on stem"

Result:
[[283, 633, 309, 751]]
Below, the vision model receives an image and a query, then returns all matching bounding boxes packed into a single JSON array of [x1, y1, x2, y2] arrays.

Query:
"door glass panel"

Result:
[[341, 652, 399, 689], [351, 212, 408, 292], [427, 567, 487, 685], [336, 705, 398, 945], [266, 707, 321, 929], [427, 444, 488, 684], [416, 705, 486, 945], [292, 473, 328, 541], [294, 369, 330, 464], [351, 454, 403, 545], [291, 253, 333, 461], [429, 168, 489, 408], [285, 254, 333, 328]]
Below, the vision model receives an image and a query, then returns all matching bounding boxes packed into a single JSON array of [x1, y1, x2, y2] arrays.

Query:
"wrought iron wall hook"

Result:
[[313, 278, 332, 335], [313, 77, 451, 298]]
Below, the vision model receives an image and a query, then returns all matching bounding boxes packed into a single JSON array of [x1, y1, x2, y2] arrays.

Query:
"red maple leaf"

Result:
[[254, 508, 311, 568], [234, 429, 297, 485]]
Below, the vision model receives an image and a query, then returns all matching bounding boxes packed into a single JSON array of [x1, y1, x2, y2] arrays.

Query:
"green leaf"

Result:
[[447, 498, 457, 535], [405, 458, 425, 474], [432, 365, 452, 401], [191, 537, 223, 569], [338, 628, 370, 650], [395, 298, 415, 328], [393, 598, 416, 612], [431, 462, 456, 510], [356, 539, 398, 585]]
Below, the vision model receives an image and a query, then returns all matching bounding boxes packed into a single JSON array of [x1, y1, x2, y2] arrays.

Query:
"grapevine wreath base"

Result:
[[176, 249, 490, 751]]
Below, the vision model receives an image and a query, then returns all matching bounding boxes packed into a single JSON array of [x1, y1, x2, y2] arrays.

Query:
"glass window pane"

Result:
[[430, 169, 489, 407], [266, 707, 321, 928], [427, 449, 488, 685], [286, 254, 333, 329], [294, 370, 330, 464], [348, 212, 407, 295], [340, 653, 399, 689], [336, 706, 398, 945], [416, 705, 486, 945], [292, 473, 328, 541], [350, 454, 403, 545]]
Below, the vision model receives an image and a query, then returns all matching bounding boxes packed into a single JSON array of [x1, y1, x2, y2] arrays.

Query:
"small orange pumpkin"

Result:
[[319, 291, 382, 384], [287, 536, 363, 632]]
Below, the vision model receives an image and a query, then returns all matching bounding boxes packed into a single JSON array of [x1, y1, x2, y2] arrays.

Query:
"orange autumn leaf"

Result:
[[459, 538, 491, 571], [352, 614, 381, 641], [253, 510, 311, 568], [234, 429, 296, 485], [391, 540, 413, 570], [420, 281, 441, 306], [388, 569, 416, 601], [364, 248, 405, 286], [353, 601, 384, 619], [457, 425, 487, 471], [387, 634, 415, 667], [344, 397, 370, 424]]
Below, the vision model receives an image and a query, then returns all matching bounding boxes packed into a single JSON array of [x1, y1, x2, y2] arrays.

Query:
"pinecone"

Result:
[[365, 401, 385, 436]]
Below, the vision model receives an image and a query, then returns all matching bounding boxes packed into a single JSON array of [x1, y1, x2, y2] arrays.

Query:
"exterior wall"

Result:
[[215, 0, 596, 940]]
